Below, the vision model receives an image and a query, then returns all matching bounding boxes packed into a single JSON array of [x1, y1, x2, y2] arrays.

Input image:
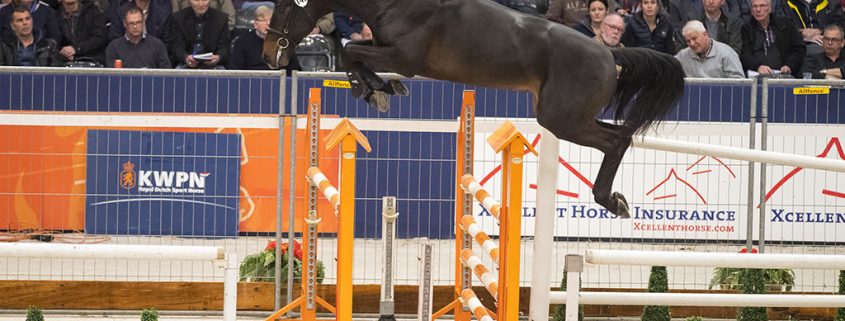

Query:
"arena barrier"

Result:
[[264, 88, 371, 321], [432, 90, 537, 321], [0, 243, 237, 321], [553, 249, 845, 321]]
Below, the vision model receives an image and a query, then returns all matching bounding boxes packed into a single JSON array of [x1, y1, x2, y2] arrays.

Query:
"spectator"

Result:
[[695, 0, 743, 54], [616, 0, 640, 15], [782, 0, 845, 55], [0, 0, 60, 41], [675, 20, 745, 77], [546, 0, 621, 27], [104, 6, 169, 67], [621, 0, 677, 54], [334, 12, 370, 47], [596, 13, 626, 47], [800, 23, 845, 79], [172, 0, 234, 29], [310, 13, 334, 37], [55, 0, 108, 65], [0, 0, 10, 9], [227, 5, 300, 70], [0, 6, 63, 65], [574, 0, 608, 38], [164, 0, 230, 68], [108, 0, 170, 39], [740, 0, 805, 77]]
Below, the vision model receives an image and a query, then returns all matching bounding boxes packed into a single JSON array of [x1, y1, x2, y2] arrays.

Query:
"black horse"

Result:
[[263, 0, 685, 218]]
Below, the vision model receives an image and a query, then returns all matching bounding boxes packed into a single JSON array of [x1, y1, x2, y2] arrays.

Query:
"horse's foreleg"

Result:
[[342, 42, 413, 112]]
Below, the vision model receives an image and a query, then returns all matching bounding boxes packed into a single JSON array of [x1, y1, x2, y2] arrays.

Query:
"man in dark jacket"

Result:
[[163, 0, 229, 68], [741, 0, 805, 77], [780, 0, 845, 55], [0, 0, 60, 41], [0, 6, 63, 65], [696, 0, 743, 54], [55, 0, 108, 64], [800, 23, 845, 78], [108, 0, 170, 39]]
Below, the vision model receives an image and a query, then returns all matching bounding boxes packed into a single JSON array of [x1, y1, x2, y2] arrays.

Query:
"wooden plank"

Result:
[[0, 281, 838, 320]]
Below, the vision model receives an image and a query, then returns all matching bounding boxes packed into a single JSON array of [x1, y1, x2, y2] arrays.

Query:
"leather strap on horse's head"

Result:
[[266, 0, 316, 64]]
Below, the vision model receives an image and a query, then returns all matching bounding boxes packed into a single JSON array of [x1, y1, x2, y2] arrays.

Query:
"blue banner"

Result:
[[85, 130, 241, 237]]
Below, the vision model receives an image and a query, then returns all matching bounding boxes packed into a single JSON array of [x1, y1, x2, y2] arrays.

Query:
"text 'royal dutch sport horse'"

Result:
[[262, 0, 686, 218]]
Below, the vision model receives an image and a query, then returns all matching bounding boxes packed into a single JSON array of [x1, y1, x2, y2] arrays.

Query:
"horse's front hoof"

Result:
[[368, 91, 390, 112], [612, 192, 630, 218], [388, 79, 409, 96]]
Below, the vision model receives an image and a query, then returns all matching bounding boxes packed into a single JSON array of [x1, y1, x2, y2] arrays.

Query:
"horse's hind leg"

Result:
[[536, 83, 633, 217]]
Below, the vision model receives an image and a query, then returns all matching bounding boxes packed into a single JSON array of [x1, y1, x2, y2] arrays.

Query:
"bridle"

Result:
[[266, 1, 315, 64]]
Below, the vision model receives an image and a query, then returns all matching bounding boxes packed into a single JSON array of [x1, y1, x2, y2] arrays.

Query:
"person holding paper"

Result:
[[163, 0, 229, 68]]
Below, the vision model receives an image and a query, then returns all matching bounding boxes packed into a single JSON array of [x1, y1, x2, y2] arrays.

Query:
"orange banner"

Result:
[[0, 119, 340, 234]]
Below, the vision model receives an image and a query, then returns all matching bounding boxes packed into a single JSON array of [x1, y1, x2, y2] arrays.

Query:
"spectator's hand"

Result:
[[616, 8, 629, 15], [801, 29, 823, 45], [309, 27, 321, 35], [59, 46, 76, 61], [350, 32, 363, 41], [780, 66, 791, 75], [362, 24, 373, 40], [185, 55, 199, 68], [203, 55, 221, 66], [757, 65, 773, 75]]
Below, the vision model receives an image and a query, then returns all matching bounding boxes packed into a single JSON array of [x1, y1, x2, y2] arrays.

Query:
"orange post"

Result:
[[486, 121, 537, 321], [324, 118, 371, 321]]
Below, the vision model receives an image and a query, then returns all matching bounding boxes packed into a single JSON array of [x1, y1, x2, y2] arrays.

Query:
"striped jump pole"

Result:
[[460, 215, 500, 266], [460, 175, 502, 221], [461, 249, 499, 298], [460, 289, 495, 321], [306, 167, 340, 212]]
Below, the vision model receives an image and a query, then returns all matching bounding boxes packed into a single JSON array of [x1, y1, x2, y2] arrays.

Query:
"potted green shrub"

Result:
[[25, 306, 44, 321], [709, 248, 794, 292], [737, 268, 767, 321], [642, 266, 671, 321], [552, 273, 583, 321], [836, 270, 845, 321], [140, 308, 158, 321]]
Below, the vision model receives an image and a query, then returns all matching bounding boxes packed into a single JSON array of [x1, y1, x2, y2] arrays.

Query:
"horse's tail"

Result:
[[609, 47, 685, 135]]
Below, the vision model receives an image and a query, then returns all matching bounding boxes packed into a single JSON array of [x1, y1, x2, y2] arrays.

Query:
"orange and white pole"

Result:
[[460, 249, 498, 298], [305, 166, 339, 211], [460, 289, 494, 321], [460, 174, 501, 221], [459, 215, 499, 266]]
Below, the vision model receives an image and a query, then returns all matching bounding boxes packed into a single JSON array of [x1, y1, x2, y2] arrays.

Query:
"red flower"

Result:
[[265, 240, 289, 256], [293, 240, 302, 260], [739, 247, 759, 253]]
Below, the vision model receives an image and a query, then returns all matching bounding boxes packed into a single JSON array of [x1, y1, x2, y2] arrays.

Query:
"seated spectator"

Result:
[[0, 0, 60, 41], [740, 0, 805, 77], [621, 0, 677, 54], [675, 20, 745, 77], [0, 0, 9, 9], [782, 0, 845, 55], [172, 0, 234, 29], [574, 0, 608, 38], [310, 13, 334, 37], [800, 24, 845, 79], [108, 0, 170, 39], [0, 6, 63, 65], [695, 0, 742, 54], [546, 0, 620, 27], [104, 6, 170, 67], [615, 0, 640, 16], [334, 12, 370, 47], [228, 5, 300, 70], [163, 0, 230, 68], [595, 13, 626, 47], [56, 0, 108, 65]]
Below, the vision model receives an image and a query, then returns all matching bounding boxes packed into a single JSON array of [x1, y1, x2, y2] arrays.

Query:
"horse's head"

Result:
[[262, 0, 323, 69]]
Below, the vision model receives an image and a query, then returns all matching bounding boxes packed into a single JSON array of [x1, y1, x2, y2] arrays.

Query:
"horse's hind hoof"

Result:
[[612, 192, 630, 218], [388, 79, 409, 96], [368, 91, 390, 112]]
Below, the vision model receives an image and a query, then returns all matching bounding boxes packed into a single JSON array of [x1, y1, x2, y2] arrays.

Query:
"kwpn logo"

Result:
[[120, 161, 137, 189], [761, 137, 845, 206], [646, 156, 737, 204]]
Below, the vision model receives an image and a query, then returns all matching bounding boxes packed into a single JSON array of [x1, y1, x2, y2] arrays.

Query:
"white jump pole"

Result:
[[529, 128, 559, 321], [224, 254, 238, 321], [633, 136, 845, 173], [0, 242, 225, 260], [586, 249, 845, 270], [549, 292, 845, 308]]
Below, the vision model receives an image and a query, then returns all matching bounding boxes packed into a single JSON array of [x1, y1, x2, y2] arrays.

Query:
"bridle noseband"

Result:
[[266, 1, 315, 64]]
